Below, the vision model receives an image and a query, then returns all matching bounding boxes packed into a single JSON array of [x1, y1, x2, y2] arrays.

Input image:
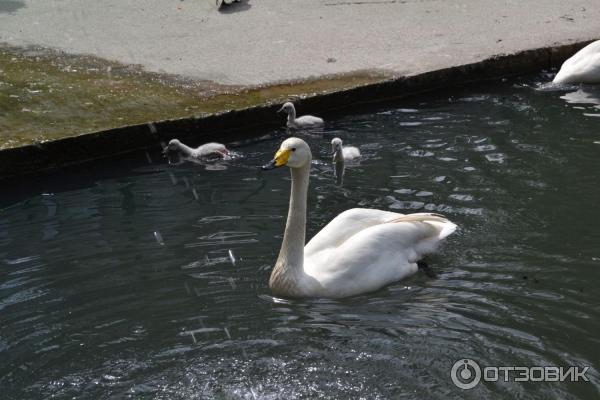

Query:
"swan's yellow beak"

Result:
[[261, 148, 290, 170], [274, 148, 290, 167]]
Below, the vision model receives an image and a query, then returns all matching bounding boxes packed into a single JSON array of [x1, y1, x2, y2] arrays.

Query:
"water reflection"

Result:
[[333, 160, 345, 186], [560, 86, 600, 117], [560, 86, 600, 106], [163, 149, 236, 170], [538, 81, 600, 117]]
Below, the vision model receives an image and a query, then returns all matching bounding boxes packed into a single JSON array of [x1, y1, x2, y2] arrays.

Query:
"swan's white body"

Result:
[[278, 102, 324, 129], [553, 40, 600, 84], [164, 139, 228, 159], [263, 137, 456, 298], [331, 137, 361, 162]]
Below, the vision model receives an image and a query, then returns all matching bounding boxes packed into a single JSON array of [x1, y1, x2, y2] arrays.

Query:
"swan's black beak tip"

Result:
[[261, 160, 277, 170]]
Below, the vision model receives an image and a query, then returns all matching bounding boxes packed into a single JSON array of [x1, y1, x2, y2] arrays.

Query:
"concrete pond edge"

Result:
[[0, 41, 593, 181]]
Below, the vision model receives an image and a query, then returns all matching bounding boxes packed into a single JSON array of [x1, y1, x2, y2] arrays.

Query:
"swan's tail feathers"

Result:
[[387, 213, 457, 240]]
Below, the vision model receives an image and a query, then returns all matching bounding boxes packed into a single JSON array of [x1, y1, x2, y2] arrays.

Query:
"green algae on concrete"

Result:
[[0, 45, 388, 150]]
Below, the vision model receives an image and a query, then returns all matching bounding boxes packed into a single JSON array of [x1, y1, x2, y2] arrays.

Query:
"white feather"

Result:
[[553, 40, 600, 84]]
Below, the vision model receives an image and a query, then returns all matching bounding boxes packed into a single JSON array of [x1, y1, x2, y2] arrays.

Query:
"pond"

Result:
[[1, 74, 599, 399]]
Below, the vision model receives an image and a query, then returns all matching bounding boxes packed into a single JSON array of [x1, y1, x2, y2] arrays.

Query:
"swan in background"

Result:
[[278, 102, 324, 129], [163, 139, 229, 159], [553, 40, 600, 84], [331, 137, 361, 162], [261, 137, 456, 298], [216, 0, 240, 7]]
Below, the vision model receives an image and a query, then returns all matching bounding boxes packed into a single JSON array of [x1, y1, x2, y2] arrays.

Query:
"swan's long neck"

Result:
[[270, 160, 311, 296], [333, 147, 344, 163], [287, 107, 297, 124]]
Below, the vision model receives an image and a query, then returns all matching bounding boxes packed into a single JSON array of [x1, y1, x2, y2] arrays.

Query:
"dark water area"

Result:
[[1, 74, 599, 399]]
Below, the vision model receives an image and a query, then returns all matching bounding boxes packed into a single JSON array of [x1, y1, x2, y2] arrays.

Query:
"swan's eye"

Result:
[[291, 148, 296, 152]]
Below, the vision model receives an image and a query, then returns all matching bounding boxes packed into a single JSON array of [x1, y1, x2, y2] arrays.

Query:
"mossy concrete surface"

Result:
[[0, 45, 386, 150]]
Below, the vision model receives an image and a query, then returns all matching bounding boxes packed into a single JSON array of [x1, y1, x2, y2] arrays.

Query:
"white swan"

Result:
[[261, 137, 457, 298], [278, 102, 324, 129], [163, 139, 228, 159], [553, 40, 600, 84], [331, 137, 361, 162]]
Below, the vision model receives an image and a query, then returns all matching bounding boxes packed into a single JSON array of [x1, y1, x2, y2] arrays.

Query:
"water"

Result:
[[1, 74, 599, 399]]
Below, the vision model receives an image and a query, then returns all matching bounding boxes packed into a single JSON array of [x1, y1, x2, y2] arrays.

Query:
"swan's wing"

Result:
[[342, 146, 361, 160], [305, 208, 402, 255], [305, 215, 456, 297], [198, 143, 229, 157], [386, 213, 457, 242], [306, 209, 456, 256], [309, 212, 456, 264], [554, 40, 600, 83], [295, 115, 324, 126]]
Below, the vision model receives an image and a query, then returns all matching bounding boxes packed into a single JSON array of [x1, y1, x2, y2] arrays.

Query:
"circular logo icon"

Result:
[[451, 359, 481, 390]]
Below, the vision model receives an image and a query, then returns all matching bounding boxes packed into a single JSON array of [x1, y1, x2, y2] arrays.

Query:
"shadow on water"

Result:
[[217, 0, 251, 14], [0, 151, 158, 209], [0, 0, 25, 14]]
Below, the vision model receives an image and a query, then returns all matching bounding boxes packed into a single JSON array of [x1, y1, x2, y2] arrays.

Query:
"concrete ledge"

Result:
[[0, 41, 591, 181]]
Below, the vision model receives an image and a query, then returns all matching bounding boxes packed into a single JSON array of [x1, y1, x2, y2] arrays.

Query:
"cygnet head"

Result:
[[164, 139, 182, 153], [277, 102, 295, 115], [262, 137, 312, 170], [331, 137, 343, 153]]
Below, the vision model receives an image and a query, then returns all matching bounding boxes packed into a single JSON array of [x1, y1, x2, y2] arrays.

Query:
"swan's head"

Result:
[[331, 137, 343, 153], [262, 137, 312, 170], [331, 137, 344, 162], [164, 139, 182, 154], [277, 102, 295, 114]]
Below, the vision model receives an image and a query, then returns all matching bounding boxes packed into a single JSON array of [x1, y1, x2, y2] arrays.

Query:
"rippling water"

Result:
[[1, 74, 599, 399]]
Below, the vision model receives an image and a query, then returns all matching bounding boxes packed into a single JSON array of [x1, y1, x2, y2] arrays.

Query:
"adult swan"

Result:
[[553, 40, 600, 84], [261, 137, 457, 298]]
